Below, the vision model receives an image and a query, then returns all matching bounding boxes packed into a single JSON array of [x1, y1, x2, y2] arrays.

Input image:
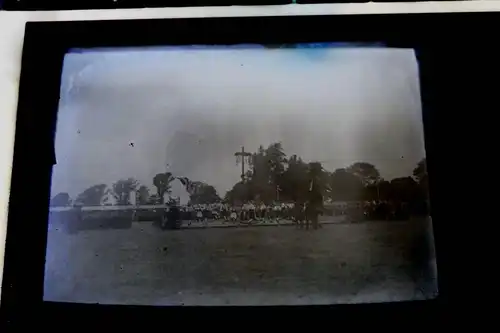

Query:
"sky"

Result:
[[51, 44, 426, 199]]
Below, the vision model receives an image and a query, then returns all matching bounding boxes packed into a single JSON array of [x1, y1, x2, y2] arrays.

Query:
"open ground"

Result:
[[44, 218, 438, 305]]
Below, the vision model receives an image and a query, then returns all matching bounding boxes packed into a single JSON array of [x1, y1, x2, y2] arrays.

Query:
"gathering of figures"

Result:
[[159, 201, 323, 230], [49, 146, 430, 234], [49, 193, 429, 234], [158, 198, 429, 231]]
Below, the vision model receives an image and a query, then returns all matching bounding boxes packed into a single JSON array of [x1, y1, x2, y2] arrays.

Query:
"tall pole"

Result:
[[241, 147, 245, 181], [234, 146, 252, 183]]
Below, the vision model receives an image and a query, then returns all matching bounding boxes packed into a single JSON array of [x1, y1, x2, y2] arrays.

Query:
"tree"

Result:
[[280, 154, 309, 202], [224, 181, 250, 205], [177, 177, 205, 197], [220, 141, 432, 220], [374, 180, 392, 201], [112, 178, 139, 205], [412, 157, 430, 206], [189, 183, 221, 205], [329, 168, 364, 201], [50, 192, 71, 207], [389, 177, 420, 203], [137, 185, 150, 205], [223, 189, 234, 204], [75, 184, 107, 206], [347, 162, 381, 186], [247, 145, 273, 202], [265, 142, 287, 186], [153, 172, 175, 203], [240, 142, 288, 203], [227, 142, 288, 204], [307, 161, 327, 206], [413, 158, 428, 185], [308, 162, 328, 183]]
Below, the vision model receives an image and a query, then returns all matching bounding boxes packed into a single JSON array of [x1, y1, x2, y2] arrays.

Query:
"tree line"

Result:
[[224, 142, 428, 206], [50, 142, 428, 208], [50, 174, 221, 207]]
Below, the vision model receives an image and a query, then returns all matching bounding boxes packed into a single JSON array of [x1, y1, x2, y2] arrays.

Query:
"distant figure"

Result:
[[162, 204, 181, 230], [259, 203, 267, 220], [272, 202, 282, 224], [196, 208, 203, 223], [293, 202, 307, 229], [306, 180, 323, 230], [211, 204, 220, 221], [281, 203, 289, 220], [241, 203, 249, 221], [220, 203, 229, 222], [230, 209, 238, 223], [202, 204, 210, 225], [184, 205, 192, 226], [248, 202, 256, 221]]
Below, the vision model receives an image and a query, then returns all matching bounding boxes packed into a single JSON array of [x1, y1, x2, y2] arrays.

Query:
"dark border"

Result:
[[0, 0, 464, 11], [4, 11, 490, 325], [1, 0, 290, 11]]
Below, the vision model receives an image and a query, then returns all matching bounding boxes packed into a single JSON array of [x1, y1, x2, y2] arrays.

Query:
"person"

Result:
[[186, 204, 194, 226], [230, 206, 238, 223], [211, 204, 219, 221], [288, 202, 296, 222], [281, 203, 290, 224], [272, 202, 281, 224], [259, 202, 267, 221], [196, 206, 203, 223], [292, 201, 305, 229], [248, 201, 256, 222], [306, 179, 323, 230], [219, 203, 228, 223], [289, 203, 295, 220], [241, 202, 249, 221], [162, 203, 181, 230]]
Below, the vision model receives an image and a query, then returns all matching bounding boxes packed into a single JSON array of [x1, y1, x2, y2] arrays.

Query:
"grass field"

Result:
[[44, 218, 438, 305]]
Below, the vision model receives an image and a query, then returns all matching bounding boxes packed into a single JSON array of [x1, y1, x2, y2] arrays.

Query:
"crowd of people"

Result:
[[162, 198, 429, 230], [174, 202, 298, 226], [160, 200, 321, 230]]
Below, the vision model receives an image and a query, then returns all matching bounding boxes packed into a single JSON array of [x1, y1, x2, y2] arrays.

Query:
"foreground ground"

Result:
[[44, 218, 438, 305]]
